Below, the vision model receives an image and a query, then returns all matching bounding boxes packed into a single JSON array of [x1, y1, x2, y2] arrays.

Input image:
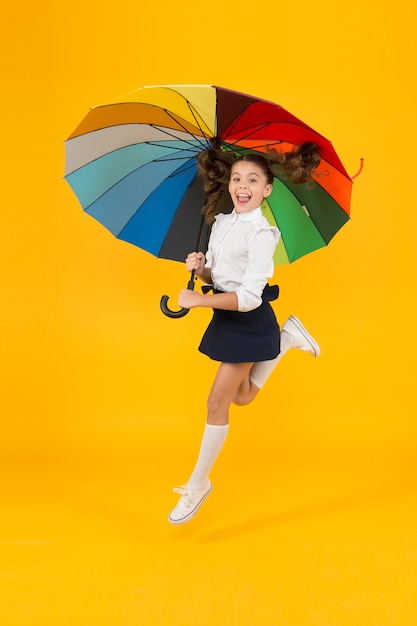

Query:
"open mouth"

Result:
[[237, 193, 251, 205]]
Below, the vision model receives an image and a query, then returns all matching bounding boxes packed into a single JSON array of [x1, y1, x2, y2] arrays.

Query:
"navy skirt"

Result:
[[198, 284, 280, 363]]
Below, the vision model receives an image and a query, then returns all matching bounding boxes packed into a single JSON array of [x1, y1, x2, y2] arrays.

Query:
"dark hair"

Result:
[[267, 141, 322, 185], [232, 153, 275, 185], [196, 149, 234, 224], [197, 142, 321, 224]]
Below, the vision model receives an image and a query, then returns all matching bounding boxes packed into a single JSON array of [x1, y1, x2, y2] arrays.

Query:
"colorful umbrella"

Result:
[[65, 84, 352, 317]]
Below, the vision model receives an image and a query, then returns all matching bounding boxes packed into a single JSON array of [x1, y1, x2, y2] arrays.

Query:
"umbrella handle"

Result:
[[160, 271, 196, 319]]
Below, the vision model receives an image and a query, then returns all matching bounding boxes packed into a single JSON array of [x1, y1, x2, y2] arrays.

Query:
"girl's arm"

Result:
[[181, 251, 238, 311], [178, 289, 238, 311], [185, 251, 212, 284]]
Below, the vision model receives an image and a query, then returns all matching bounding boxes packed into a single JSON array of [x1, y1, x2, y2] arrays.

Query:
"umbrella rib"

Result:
[[146, 128, 210, 152], [162, 109, 212, 146], [147, 124, 211, 151], [224, 120, 321, 148], [165, 160, 198, 177], [185, 101, 212, 143], [224, 140, 285, 155], [149, 153, 201, 163], [225, 121, 279, 147]]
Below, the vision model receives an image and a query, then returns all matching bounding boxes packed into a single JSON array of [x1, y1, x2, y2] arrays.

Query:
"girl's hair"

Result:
[[197, 142, 322, 224]]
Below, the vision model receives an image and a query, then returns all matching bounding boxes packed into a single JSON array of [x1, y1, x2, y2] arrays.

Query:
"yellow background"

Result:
[[1, 1, 416, 624]]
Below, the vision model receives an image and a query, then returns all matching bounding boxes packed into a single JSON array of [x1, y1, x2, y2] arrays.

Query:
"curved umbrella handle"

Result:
[[160, 271, 196, 319], [160, 295, 190, 318]]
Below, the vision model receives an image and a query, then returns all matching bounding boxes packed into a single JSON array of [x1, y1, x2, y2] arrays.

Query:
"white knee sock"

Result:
[[186, 423, 229, 490], [249, 329, 295, 389]]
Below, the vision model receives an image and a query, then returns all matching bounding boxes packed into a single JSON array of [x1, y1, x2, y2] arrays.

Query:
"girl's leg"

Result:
[[168, 362, 253, 525], [206, 361, 254, 425], [234, 315, 321, 404], [233, 372, 260, 406], [248, 328, 296, 393], [187, 362, 253, 488]]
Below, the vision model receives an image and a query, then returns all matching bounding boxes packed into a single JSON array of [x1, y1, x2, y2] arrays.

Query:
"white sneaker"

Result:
[[283, 315, 321, 357], [168, 483, 212, 525]]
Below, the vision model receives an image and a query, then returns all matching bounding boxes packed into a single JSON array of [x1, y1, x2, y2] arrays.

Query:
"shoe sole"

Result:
[[285, 315, 321, 357], [168, 484, 213, 525]]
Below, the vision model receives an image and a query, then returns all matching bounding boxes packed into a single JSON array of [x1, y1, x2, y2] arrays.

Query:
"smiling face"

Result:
[[228, 160, 273, 214]]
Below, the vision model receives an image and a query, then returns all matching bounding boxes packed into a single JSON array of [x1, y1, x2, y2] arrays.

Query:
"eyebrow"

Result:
[[231, 171, 260, 177]]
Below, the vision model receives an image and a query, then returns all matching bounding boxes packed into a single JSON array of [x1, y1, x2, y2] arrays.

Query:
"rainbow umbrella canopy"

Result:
[[65, 84, 352, 315]]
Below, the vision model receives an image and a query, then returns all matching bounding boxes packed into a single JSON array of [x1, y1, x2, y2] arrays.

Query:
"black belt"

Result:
[[201, 283, 279, 302]]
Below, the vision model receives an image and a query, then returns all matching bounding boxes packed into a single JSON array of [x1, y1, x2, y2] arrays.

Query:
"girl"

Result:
[[168, 143, 321, 525]]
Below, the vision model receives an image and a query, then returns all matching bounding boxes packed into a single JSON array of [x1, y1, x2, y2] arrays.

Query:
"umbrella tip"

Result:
[[351, 158, 364, 180]]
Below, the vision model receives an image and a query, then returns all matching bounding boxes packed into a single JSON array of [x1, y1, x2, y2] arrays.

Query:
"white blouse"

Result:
[[204, 207, 280, 312]]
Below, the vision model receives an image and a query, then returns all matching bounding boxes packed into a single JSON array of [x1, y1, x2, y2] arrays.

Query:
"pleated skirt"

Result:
[[198, 284, 280, 363]]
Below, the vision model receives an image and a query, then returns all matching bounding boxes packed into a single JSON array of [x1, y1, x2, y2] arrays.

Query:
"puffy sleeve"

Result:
[[236, 226, 280, 312]]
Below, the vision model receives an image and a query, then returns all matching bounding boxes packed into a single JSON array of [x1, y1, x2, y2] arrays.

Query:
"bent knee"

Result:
[[233, 388, 258, 406], [233, 391, 250, 406]]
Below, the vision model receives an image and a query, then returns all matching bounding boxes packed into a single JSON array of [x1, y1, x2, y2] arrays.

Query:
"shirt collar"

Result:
[[232, 207, 263, 222]]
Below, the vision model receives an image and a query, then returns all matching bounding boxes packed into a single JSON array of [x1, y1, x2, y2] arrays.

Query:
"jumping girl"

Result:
[[168, 143, 321, 525]]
